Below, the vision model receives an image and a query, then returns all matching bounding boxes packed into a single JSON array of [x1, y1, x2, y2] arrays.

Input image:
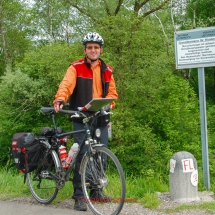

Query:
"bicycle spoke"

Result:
[[81, 146, 126, 215], [26, 148, 59, 204]]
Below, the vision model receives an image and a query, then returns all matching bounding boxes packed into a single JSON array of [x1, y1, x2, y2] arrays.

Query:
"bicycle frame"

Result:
[[40, 107, 105, 185]]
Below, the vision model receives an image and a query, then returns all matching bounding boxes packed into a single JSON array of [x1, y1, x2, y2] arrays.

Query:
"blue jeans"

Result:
[[72, 121, 108, 200]]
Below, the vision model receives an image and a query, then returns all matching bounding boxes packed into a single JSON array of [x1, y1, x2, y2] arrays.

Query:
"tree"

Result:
[[63, 0, 171, 38], [0, 0, 32, 72], [186, 0, 215, 28], [29, 0, 83, 45]]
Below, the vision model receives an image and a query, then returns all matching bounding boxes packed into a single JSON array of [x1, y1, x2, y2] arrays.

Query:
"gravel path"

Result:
[[6, 191, 215, 215]]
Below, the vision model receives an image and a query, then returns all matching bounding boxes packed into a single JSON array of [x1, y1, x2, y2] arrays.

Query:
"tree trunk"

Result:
[[48, 0, 53, 43], [0, 0, 12, 70]]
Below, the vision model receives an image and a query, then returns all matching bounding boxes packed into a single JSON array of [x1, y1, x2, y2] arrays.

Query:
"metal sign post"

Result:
[[174, 27, 215, 189], [198, 67, 210, 189]]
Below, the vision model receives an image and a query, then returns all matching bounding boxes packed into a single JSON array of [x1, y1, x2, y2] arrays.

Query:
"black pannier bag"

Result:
[[11, 132, 41, 174]]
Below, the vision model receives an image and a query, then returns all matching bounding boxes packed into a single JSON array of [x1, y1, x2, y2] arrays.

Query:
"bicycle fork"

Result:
[[86, 142, 108, 190], [85, 139, 99, 185]]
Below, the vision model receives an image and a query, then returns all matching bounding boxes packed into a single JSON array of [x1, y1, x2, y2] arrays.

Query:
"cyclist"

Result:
[[53, 32, 118, 211]]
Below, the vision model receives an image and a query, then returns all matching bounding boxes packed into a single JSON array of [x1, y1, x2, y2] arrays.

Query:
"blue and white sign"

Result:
[[175, 27, 215, 69]]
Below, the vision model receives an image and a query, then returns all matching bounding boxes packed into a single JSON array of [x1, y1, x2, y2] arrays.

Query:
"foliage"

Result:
[[18, 42, 83, 101], [0, 0, 33, 70], [101, 16, 201, 177], [0, 0, 213, 189], [186, 0, 215, 27], [0, 42, 84, 163], [0, 69, 47, 162], [110, 69, 201, 177], [206, 104, 215, 182], [30, 0, 82, 44]]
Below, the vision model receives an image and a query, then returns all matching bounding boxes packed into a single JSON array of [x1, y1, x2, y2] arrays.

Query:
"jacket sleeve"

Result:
[[53, 65, 77, 104], [105, 74, 118, 109]]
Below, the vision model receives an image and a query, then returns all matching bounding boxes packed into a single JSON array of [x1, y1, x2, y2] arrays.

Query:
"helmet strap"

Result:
[[85, 55, 99, 64]]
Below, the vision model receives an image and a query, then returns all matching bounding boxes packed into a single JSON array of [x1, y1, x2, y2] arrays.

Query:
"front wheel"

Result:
[[80, 146, 126, 215], [26, 147, 60, 204]]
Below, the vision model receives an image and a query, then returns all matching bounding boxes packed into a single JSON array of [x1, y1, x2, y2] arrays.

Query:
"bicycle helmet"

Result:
[[83, 32, 104, 46]]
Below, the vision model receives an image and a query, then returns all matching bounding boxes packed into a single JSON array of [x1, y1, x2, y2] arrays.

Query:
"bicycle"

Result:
[[26, 101, 126, 215]]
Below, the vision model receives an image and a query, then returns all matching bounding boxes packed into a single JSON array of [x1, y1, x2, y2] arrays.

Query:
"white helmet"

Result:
[[83, 32, 104, 46]]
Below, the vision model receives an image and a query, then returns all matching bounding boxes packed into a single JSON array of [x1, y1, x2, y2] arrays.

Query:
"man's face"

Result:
[[84, 42, 103, 61]]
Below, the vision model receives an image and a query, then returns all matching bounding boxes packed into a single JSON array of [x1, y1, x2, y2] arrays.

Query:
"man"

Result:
[[53, 32, 118, 211]]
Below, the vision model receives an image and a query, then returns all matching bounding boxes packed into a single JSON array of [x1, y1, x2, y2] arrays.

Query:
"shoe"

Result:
[[90, 189, 112, 202], [74, 199, 87, 211]]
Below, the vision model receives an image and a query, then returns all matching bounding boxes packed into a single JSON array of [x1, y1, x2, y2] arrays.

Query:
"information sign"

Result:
[[175, 27, 215, 69]]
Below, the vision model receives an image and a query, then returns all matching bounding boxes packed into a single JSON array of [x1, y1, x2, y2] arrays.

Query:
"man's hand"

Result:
[[54, 100, 64, 113]]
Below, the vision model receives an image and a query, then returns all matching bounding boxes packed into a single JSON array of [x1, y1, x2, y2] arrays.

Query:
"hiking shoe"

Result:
[[90, 189, 112, 202], [74, 199, 87, 211]]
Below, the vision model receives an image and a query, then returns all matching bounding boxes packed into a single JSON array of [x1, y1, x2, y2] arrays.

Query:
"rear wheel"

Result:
[[80, 146, 126, 215], [26, 146, 60, 204]]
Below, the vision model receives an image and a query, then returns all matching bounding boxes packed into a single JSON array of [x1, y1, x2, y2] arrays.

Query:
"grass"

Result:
[[138, 192, 161, 209], [0, 168, 29, 199], [161, 201, 215, 214], [0, 167, 73, 204], [1, 167, 215, 213]]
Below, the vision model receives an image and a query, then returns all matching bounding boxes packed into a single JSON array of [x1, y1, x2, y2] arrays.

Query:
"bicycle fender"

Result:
[[92, 143, 104, 148], [40, 140, 61, 169], [51, 150, 61, 169]]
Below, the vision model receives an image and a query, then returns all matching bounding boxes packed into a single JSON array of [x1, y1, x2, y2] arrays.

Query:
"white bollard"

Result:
[[169, 151, 200, 203]]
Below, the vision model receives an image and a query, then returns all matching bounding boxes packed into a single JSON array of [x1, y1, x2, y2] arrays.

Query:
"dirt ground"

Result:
[[6, 191, 215, 215]]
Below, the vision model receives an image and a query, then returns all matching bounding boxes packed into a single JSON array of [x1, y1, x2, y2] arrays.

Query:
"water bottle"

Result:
[[59, 145, 69, 169], [66, 143, 79, 164]]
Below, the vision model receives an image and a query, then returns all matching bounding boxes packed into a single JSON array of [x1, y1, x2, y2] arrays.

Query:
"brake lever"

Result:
[[101, 108, 113, 116], [70, 112, 81, 118]]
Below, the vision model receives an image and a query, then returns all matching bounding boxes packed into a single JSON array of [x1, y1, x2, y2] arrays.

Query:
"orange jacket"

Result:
[[54, 58, 118, 109]]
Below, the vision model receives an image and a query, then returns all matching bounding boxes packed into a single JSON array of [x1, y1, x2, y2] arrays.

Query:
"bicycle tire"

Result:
[[80, 146, 126, 215], [26, 145, 60, 204]]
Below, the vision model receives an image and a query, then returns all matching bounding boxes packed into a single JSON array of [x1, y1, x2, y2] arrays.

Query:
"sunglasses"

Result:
[[86, 46, 101, 50]]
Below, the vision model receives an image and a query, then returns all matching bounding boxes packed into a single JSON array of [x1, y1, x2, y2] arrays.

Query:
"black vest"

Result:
[[68, 58, 113, 126]]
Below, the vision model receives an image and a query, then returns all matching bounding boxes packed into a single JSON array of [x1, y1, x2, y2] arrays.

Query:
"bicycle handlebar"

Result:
[[40, 105, 112, 118]]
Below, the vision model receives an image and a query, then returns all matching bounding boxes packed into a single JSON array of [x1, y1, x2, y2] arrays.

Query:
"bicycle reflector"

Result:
[[59, 136, 68, 145], [95, 128, 101, 138]]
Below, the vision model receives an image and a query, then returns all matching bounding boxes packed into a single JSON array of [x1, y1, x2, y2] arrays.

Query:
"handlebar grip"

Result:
[[41, 107, 79, 116], [59, 109, 76, 114]]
